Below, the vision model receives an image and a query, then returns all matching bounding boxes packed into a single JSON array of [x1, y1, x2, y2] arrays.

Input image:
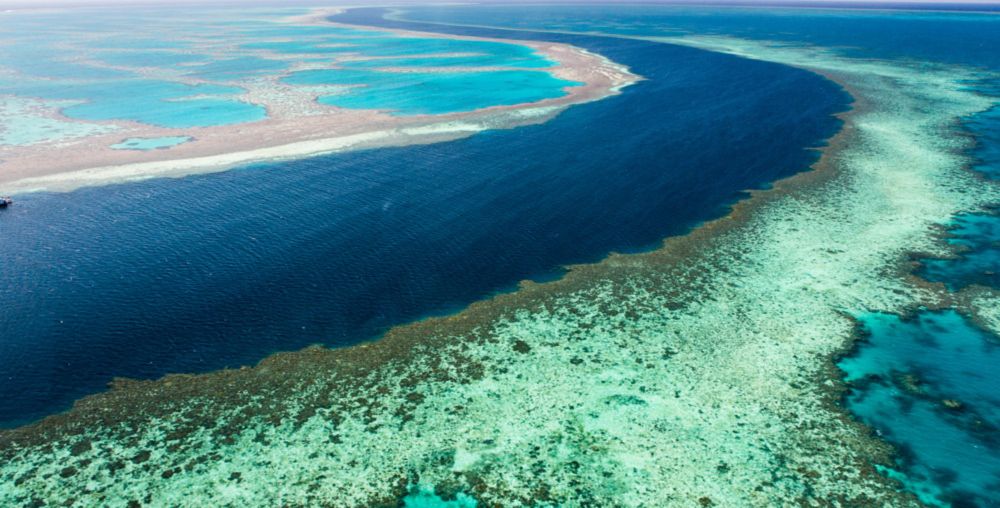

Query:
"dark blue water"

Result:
[[0, 10, 848, 427], [396, 4, 1000, 71]]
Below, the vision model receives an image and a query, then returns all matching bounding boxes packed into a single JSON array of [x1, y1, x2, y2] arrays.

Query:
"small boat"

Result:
[[0, 196, 11, 208]]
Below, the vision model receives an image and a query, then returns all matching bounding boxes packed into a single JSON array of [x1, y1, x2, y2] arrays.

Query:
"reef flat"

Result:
[[0, 7, 634, 193], [2, 19, 999, 508]]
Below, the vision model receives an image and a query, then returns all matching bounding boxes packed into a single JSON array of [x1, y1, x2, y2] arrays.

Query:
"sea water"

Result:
[[384, 5, 1000, 506], [0, 7, 572, 136], [841, 311, 1000, 507], [283, 68, 577, 115], [0, 14, 847, 427]]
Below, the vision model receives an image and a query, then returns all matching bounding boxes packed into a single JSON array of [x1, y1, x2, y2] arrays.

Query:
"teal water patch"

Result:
[[97, 51, 208, 68], [1, 80, 264, 129], [918, 211, 1000, 291], [284, 69, 577, 115], [840, 311, 1000, 507], [186, 56, 288, 81], [403, 486, 477, 508], [243, 35, 552, 68], [87, 37, 192, 50], [235, 24, 384, 38], [343, 54, 551, 69], [111, 136, 192, 151], [966, 106, 1000, 181], [240, 40, 357, 55], [350, 38, 553, 67]]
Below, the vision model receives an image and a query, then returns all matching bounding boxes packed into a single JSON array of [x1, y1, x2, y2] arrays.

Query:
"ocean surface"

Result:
[[389, 4, 1000, 506], [0, 10, 848, 429]]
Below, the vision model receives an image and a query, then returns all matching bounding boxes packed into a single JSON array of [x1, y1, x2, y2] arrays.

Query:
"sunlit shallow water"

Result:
[[0, 6, 571, 137]]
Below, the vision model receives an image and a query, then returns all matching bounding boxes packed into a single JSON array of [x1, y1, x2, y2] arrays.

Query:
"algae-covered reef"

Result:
[[1, 37, 997, 507]]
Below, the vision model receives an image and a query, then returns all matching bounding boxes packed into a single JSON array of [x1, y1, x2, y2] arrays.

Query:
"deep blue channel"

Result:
[[0, 9, 848, 427]]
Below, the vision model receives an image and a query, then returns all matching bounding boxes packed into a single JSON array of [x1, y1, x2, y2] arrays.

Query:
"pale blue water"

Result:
[[0, 80, 264, 129], [246, 35, 552, 68], [0, 7, 568, 128], [111, 136, 192, 151], [97, 51, 208, 68], [0, 47, 135, 81], [186, 56, 288, 82], [283, 68, 577, 115]]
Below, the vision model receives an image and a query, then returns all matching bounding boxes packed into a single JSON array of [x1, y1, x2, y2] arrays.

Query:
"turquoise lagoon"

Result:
[[186, 56, 288, 82], [0, 6, 571, 139], [283, 68, 577, 115], [0, 81, 264, 129], [97, 51, 209, 68]]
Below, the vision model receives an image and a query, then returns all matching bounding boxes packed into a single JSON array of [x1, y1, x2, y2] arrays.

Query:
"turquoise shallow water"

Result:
[[0, 79, 262, 129], [919, 211, 1000, 291], [917, 106, 1000, 292], [0, 7, 570, 132], [840, 311, 1000, 507], [283, 68, 577, 115]]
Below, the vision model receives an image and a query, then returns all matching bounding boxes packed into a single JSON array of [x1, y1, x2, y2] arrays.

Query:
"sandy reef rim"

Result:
[[0, 7, 638, 193], [2, 20, 999, 508]]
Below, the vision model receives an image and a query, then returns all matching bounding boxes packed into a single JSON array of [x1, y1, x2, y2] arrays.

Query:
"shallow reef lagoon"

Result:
[[391, 4, 1000, 506], [0, 8, 847, 427], [282, 68, 577, 116], [0, 5, 572, 142], [1, 4, 999, 507]]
